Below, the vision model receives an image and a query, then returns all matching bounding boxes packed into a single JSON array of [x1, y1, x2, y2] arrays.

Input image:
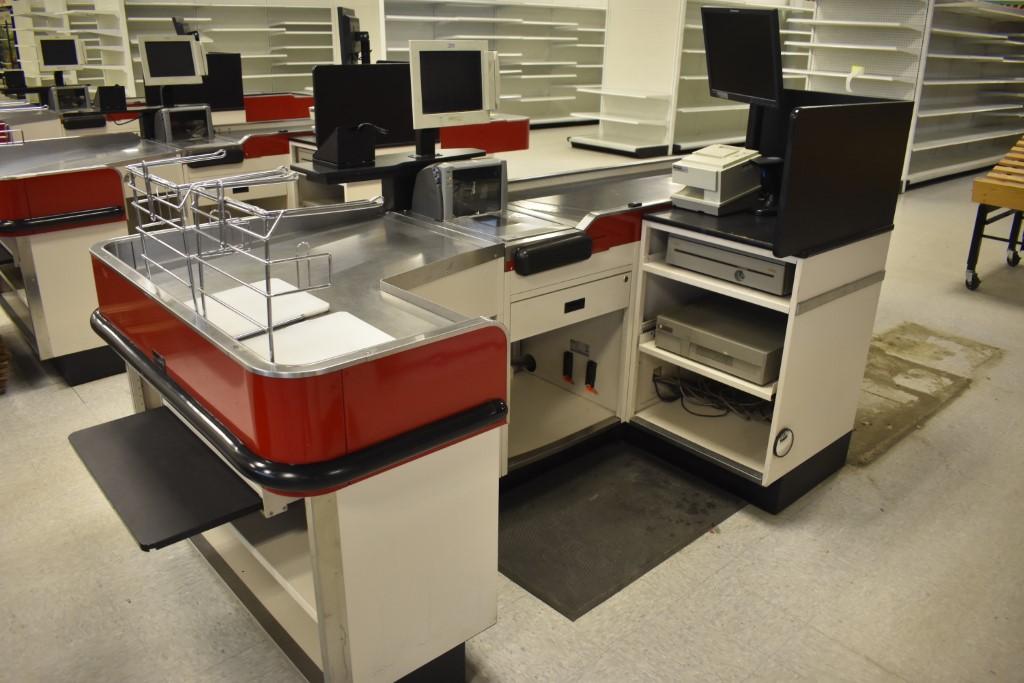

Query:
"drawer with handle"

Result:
[[509, 272, 630, 342]]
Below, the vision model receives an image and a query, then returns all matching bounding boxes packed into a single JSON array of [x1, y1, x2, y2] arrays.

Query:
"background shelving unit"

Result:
[[381, 0, 607, 127], [569, 0, 813, 158], [66, 0, 134, 91], [12, 0, 75, 86], [673, 0, 813, 153], [568, 0, 681, 156], [906, 0, 1024, 185], [122, 0, 347, 97]]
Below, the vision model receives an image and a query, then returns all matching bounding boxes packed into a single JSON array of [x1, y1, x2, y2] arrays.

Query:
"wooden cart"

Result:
[[966, 136, 1024, 290]]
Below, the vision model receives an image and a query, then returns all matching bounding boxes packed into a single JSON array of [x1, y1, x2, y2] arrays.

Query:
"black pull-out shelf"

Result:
[[70, 407, 262, 551]]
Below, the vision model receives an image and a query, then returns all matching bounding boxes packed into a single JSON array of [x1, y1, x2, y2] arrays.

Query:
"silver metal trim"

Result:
[[631, 416, 765, 484], [795, 271, 886, 316], [508, 416, 620, 471]]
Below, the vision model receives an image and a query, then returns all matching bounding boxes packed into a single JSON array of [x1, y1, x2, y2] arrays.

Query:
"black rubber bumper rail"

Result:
[[0, 205, 124, 234], [92, 311, 508, 495]]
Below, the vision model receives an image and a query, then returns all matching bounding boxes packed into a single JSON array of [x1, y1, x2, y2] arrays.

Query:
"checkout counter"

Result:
[[0, 112, 315, 384], [64, 24, 915, 683]]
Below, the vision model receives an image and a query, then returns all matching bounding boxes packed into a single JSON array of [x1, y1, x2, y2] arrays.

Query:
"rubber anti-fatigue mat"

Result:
[[499, 440, 744, 620]]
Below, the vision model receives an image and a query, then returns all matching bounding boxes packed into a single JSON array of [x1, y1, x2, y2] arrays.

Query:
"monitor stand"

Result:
[[745, 103, 789, 217], [53, 70, 65, 87], [414, 128, 438, 159]]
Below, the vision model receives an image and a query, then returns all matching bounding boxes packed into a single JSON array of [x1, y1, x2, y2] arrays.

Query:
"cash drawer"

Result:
[[509, 272, 630, 342]]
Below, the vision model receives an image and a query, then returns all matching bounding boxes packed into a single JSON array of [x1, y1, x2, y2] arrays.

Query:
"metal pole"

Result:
[[305, 494, 354, 683]]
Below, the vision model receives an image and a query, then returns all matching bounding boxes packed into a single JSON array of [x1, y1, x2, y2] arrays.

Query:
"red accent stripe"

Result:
[[244, 94, 314, 123], [585, 203, 671, 252], [1, 168, 126, 234], [241, 132, 295, 159], [440, 119, 530, 153], [92, 256, 508, 467]]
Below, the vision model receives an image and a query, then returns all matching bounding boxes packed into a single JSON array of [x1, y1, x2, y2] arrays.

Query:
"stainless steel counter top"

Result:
[[0, 107, 61, 127], [0, 133, 178, 181], [511, 175, 676, 228], [440, 209, 575, 246], [95, 203, 506, 377]]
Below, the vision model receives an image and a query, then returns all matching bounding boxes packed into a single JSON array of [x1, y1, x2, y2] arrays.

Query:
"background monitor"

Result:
[[138, 35, 206, 86], [313, 63, 415, 147], [701, 8, 783, 108], [408, 40, 497, 129], [144, 52, 243, 111], [38, 37, 85, 71]]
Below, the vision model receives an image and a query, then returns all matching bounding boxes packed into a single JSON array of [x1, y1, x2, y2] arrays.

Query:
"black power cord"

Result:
[[653, 374, 773, 422]]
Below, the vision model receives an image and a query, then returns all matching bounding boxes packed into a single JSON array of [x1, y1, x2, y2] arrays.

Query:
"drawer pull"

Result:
[[564, 298, 585, 313]]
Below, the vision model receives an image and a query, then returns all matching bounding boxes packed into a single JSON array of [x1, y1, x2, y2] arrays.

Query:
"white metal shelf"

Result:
[[923, 77, 1024, 86], [206, 27, 287, 33], [448, 34, 577, 42], [517, 95, 578, 103], [638, 340, 777, 401], [634, 401, 769, 478], [930, 26, 1004, 40], [790, 18, 920, 31], [674, 134, 746, 150], [386, 15, 523, 24], [927, 52, 1006, 62], [676, 104, 747, 113], [784, 68, 914, 84], [503, 74, 578, 80], [570, 112, 668, 126], [912, 127, 1024, 151], [918, 103, 1024, 118], [907, 152, 1008, 184], [786, 40, 917, 54], [576, 87, 671, 100]]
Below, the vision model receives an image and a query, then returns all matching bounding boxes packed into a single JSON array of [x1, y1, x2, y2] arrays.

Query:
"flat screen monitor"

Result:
[[138, 35, 206, 86], [39, 38, 85, 71], [409, 40, 496, 129], [312, 63, 415, 147], [702, 7, 783, 108]]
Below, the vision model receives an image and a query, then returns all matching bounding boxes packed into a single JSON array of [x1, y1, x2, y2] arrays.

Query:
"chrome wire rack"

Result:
[[125, 151, 333, 362]]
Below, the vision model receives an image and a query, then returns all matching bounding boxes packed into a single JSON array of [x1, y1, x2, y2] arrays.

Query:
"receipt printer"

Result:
[[671, 144, 761, 216]]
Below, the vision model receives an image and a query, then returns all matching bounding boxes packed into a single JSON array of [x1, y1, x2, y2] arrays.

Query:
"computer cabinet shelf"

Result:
[[628, 218, 890, 490], [638, 338, 778, 401], [642, 259, 792, 313], [632, 401, 770, 480]]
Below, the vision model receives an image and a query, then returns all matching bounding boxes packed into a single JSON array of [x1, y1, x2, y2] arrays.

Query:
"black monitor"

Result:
[[312, 63, 415, 148], [144, 52, 243, 111], [702, 7, 783, 109], [3, 70, 27, 93], [39, 38, 83, 68]]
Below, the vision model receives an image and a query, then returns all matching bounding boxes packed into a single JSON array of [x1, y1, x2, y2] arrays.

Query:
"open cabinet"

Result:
[[627, 217, 890, 489]]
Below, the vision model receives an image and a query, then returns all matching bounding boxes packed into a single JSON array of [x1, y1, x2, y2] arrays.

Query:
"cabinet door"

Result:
[[763, 281, 883, 486]]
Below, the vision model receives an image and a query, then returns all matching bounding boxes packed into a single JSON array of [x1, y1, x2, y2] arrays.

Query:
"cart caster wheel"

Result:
[[966, 272, 981, 290], [1008, 251, 1021, 267]]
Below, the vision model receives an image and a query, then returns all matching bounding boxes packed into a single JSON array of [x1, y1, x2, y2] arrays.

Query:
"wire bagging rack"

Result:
[[126, 150, 333, 363]]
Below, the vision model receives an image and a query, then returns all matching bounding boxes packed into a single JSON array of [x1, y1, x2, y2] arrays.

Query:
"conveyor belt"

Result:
[[69, 407, 262, 551]]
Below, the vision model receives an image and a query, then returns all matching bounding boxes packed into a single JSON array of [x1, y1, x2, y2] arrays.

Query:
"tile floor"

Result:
[[1, 173, 1022, 682]]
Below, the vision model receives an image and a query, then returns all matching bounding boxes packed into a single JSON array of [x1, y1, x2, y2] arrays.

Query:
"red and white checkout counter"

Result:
[[67, 144, 898, 680], [0, 94, 316, 384], [66, 93, 908, 683]]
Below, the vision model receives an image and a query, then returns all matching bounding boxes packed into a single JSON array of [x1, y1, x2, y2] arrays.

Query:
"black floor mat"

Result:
[[499, 439, 744, 620]]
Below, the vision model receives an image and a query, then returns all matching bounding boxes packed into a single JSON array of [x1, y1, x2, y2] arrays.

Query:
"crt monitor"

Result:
[[408, 40, 498, 129], [38, 37, 85, 71], [701, 7, 783, 109], [138, 35, 207, 86]]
